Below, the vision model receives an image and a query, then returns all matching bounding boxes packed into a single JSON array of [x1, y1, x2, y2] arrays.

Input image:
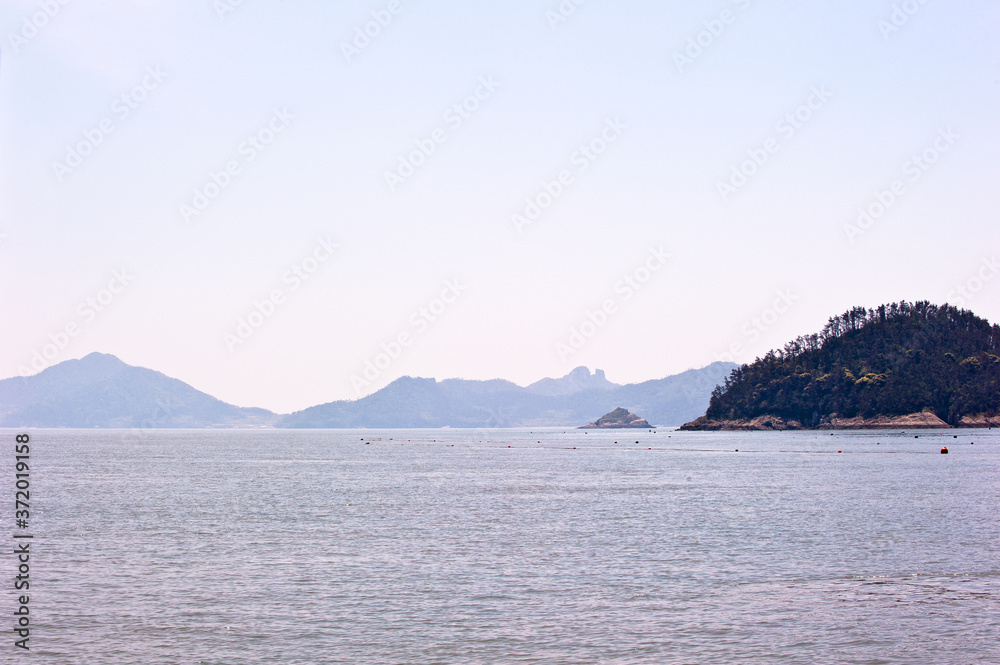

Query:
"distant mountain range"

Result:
[[0, 353, 736, 429], [0, 353, 273, 429]]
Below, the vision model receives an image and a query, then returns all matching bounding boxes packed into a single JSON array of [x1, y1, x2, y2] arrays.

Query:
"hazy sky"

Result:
[[2, 0, 998, 413]]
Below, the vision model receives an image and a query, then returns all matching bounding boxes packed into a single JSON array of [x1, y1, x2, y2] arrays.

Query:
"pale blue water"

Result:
[[5, 428, 999, 664]]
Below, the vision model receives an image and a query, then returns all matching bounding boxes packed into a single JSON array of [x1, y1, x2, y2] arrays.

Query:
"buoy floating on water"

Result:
[[941, 447, 949, 454]]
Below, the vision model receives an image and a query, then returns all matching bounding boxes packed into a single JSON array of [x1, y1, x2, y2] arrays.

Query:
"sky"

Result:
[[1, 0, 998, 414]]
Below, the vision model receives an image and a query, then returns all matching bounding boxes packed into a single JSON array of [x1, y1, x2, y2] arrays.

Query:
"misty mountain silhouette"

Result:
[[1, 354, 735, 429]]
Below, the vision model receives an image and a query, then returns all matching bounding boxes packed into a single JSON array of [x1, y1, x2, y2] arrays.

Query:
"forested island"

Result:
[[682, 302, 1000, 430]]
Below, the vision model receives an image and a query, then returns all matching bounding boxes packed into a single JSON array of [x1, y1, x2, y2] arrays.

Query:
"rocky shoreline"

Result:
[[679, 411, 998, 431], [957, 413, 1000, 428]]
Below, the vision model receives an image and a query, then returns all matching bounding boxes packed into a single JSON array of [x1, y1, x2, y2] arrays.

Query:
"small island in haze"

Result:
[[682, 302, 1000, 430], [579, 407, 652, 429]]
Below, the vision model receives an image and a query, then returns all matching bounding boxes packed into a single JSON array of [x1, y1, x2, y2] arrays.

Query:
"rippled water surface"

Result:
[[6, 428, 999, 663]]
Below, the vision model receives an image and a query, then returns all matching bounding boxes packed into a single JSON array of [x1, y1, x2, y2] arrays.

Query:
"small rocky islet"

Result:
[[579, 407, 652, 429]]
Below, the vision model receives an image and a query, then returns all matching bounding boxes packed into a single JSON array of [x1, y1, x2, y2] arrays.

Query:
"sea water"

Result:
[[4, 428, 998, 664]]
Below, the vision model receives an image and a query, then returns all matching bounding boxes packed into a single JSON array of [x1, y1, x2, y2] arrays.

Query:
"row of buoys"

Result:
[[365, 432, 978, 452]]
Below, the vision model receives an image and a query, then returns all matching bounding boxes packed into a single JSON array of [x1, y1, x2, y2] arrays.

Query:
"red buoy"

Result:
[[941, 447, 949, 454]]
